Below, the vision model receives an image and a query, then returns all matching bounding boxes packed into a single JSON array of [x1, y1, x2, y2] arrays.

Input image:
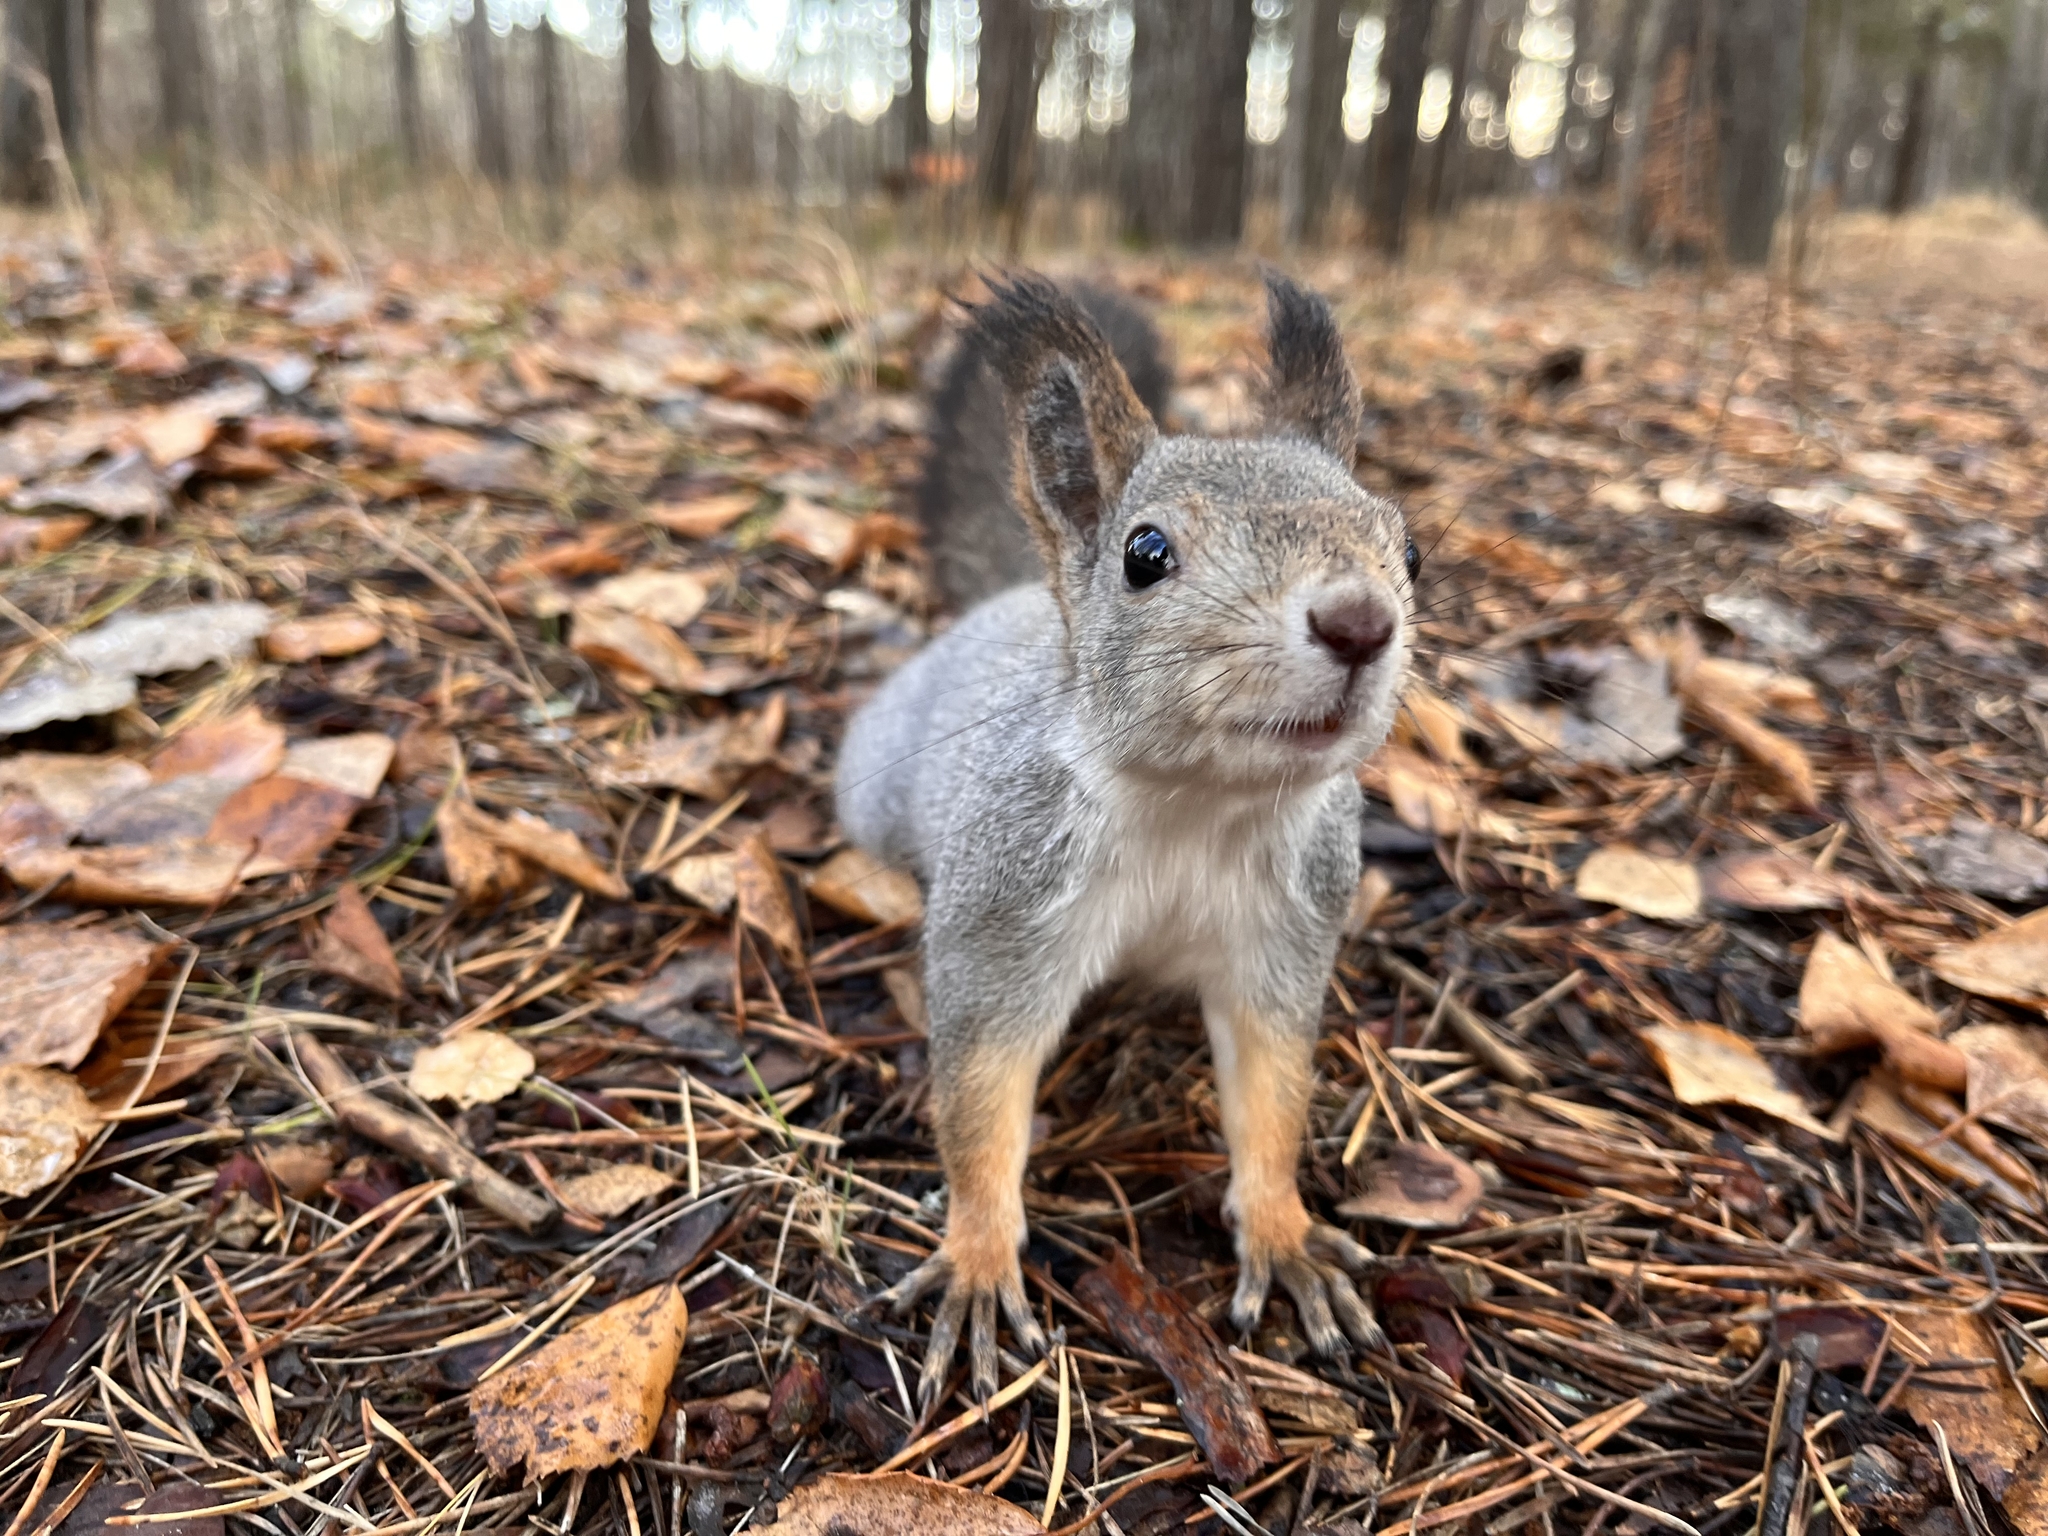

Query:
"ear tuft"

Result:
[[1260, 270, 1361, 465], [964, 272, 1158, 575]]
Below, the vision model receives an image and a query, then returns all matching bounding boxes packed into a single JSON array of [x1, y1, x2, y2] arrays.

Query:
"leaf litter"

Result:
[[1, 229, 2047, 1536]]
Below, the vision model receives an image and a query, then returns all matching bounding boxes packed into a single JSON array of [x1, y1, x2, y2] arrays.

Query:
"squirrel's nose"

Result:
[[1308, 597, 1395, 667]]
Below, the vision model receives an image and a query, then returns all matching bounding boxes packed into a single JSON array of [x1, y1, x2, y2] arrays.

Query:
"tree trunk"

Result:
[[1426, 0, 1480, 217], [151, 0, 211, 195], [2, 0, 54, 205], [279, 0, 311, 175], [1717, 0, 1803, 264], [1123, 0, 1253, 245], [1885, 8, 1939, 216], [463, 2, 510, 184], [1365, 0, 1435, 257], [893, 0, 930, 179], [536, 16, 566, 233], [976, 0, 1042, 244], [393, 1, 423, 170], [1614, 0, 1672, 250], [624, 0, 672, 185], [1590, 0, 1645, 186]]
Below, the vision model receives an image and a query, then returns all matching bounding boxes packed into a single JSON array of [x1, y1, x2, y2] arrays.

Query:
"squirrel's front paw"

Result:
[[879, 1243, 1046, 1412], [1232, 1221, 1386, 1357]]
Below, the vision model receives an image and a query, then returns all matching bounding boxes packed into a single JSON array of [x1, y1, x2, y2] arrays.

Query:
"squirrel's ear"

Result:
[[1260, 270, 1361, 464], [970, 274, 1157, 563]]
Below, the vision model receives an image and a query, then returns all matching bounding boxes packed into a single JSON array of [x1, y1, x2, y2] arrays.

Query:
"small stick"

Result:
[[1758, 1333, 1820, 1536], [290, 1031, 555, 1233], [1375, 950, 1543, 1089]]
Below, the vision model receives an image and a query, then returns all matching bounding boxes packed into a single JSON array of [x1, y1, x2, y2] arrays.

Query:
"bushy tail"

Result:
[[917, 282, 1172, 611]]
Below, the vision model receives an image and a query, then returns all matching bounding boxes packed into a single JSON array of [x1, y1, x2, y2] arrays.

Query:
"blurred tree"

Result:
[[978, 0, 1044, 247], [536, 15, 568, 223], [1367, 0, 1435, 255], [625, 0, 673, 185], [464, 1, 511, 184], [1614, 0, 1673, 249], [891, 0, 930, 181], [280, 0, 311, 175], [2, 0, 60, 204], [1427, 0, 1481, 217], [393, 2, 424, 171], [1719, 0, 1806, 262], [1124, 0, 1253, 245], [1281, 0, 1351, 244], [152, 0, 212, 195]]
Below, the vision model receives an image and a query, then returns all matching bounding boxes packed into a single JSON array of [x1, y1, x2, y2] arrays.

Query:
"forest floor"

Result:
[[2, 202, 2048, 1536]]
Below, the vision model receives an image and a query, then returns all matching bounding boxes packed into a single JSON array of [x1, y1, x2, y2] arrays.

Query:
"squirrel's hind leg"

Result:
[[1206, 1001, 1386, 1356], [882, 1029, 1055, 1409]]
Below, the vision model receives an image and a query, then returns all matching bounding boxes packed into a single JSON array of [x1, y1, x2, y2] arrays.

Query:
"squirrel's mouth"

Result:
[[1244, 703, 1349, 749]]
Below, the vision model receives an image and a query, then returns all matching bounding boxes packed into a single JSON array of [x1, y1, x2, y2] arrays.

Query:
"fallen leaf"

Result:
[[571, 599, 703, 693], [149, 706, 286, 785], [1640, 1022, 1831, 1137], [1345, 865, 1395, 936], [770, 496, 859, 566], [1700, 850, 1847, 912], [1930, 909, 2048, 1011], [1374, 745, 1510, 840], [0, 1064, 99, 1197], [310, 884, 404, 999], [1769, 1305, 1885, 1372], [1900, 1309, 2041, 1497], [1575, 846, 1702, 922], [410, 1030, 534, 1108], [1798, 932, 1944, 1053], [1337, 1143, 1484, 1229], [15, 449, 166, 519], [763, 1473, 1042, 1535], [0, 601, 273, 737], [472, 807, 629, 900], [1397, 681, 1472, 765], [261, 1142, 337, 1203], [806, 847, 923, 927], [4, 838, 256, 906], [1851, 1072, 2033, 1211], [669, 852, 738, 913], [0, 751, 150, 828], [279, 733, 395, 798], [734, 833, 804, 963], [208, 776, 360, 869], [470, 1281, 688, 1480], [420, 441, 544, 496], [77, 773, 233, 847], [263, 611, 387, 663], [1658, 476, 1728, 515], [599, 723, 739, 798], [76, 1020, 227, 1109], [558, 1163, 675, 1218], [1954, 1025, 2048, 1144], [0, 509, 89, 563], [0, 924, 162, 1070], [589, 568, 709, 627], [646, 490, 756, 537], [1923, 824, 2045, 899], [112, 327, 187, 376], [440, 800, 535, 907]]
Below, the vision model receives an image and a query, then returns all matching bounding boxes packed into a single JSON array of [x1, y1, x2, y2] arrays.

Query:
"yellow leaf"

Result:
[[806, 847, 923, 928], [1930, 908, 2048, 1010], [1640, 1022, 1831, 1137], [409, 1030, 534, 1109], [1575, 847, 1702, 922], [0, 1064, 99, 1197], [558, 1163, 676, 1218]]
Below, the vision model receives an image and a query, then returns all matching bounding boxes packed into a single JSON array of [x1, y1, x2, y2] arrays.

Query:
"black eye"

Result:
[[1403, 537, 1421, 583], [1123, 525, 1174, 589]]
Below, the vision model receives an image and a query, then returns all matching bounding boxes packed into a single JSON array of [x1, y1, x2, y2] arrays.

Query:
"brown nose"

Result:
[[1308, 598, 1394, 667]]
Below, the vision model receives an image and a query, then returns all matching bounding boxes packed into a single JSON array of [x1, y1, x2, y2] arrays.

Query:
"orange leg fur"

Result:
[[932, 1048, 1040, 1289]]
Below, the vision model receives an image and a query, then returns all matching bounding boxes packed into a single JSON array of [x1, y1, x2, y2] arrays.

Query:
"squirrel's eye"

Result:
[[1403, 537, 1421, 583], [1123, 525, 1174, 590]]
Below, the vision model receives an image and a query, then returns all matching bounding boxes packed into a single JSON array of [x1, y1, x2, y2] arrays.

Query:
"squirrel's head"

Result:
[[971, 270, 1413, 787]]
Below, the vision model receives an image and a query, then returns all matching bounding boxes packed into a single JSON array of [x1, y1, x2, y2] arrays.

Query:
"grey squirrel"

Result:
[[837, 272, 1414, 1407]]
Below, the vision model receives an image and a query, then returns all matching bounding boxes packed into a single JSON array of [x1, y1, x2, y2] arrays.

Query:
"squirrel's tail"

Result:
[[917, 282, 1171, 611]]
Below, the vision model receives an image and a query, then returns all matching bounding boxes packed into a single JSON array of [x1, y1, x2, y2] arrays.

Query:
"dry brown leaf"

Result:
[[0, 509, 91, 564], [0, 751, 150, 829], [769, 496, 859, 567], [558, 1163, 675, 1218], [0, 1063, 99, 1197], [1930, 909, 2048, 1011], [473, 807, 630, 900], [1700, 850, 1847, 912], [599, 724, 739, 798], [310, 884, 404, 1000], [1640, 1022, 1831, 1137], [589, 569, 709, 627], [646, 490, 756, 538], [76, 1020, 228, 1109], [1954, 1025, 2048, 1144], [1336, 1143, 1484, 1229], [1396, 681, 1473, 765], [0, 924, 162, 1070], [263, 611, 386, 663], [1345, 865, 1396, 937], [571, 599, 703, 693], [1851, 1073, 2033, 1211], [208, 776, 360, 869], [806, 847, 923, 928], [149, 705, 286, 785], [1575, 846, 1702, 922], [723, 693, 788, 767], [261, 1142, 336, 1203], [113, 328, 187, 377], [1374, 745, 1510, 840], [440, 800, 536, 908], [280, 733, 396, 799], [5, 838, 255, 905], [409, 1030, 534, 1108], [1674, 668, 1818, 810], [763, 1473, 1042, 1535], [1798, 931, 1945, 1054], [668, 852, 738, 914], [735, 833, 805, 964], [1900, 1309, 2042, 1497], [470, 1281, 688, 1480], [1689, 657, 1826, 724]]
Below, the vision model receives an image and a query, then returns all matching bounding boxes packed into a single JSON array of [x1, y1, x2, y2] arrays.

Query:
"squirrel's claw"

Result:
[[882, 1253, 1044, 1412], [1232, 1222, 1386, 1356]]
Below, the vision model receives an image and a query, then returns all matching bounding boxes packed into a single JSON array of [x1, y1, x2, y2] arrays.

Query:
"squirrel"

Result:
[[836, 272, 1416, 1407]]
